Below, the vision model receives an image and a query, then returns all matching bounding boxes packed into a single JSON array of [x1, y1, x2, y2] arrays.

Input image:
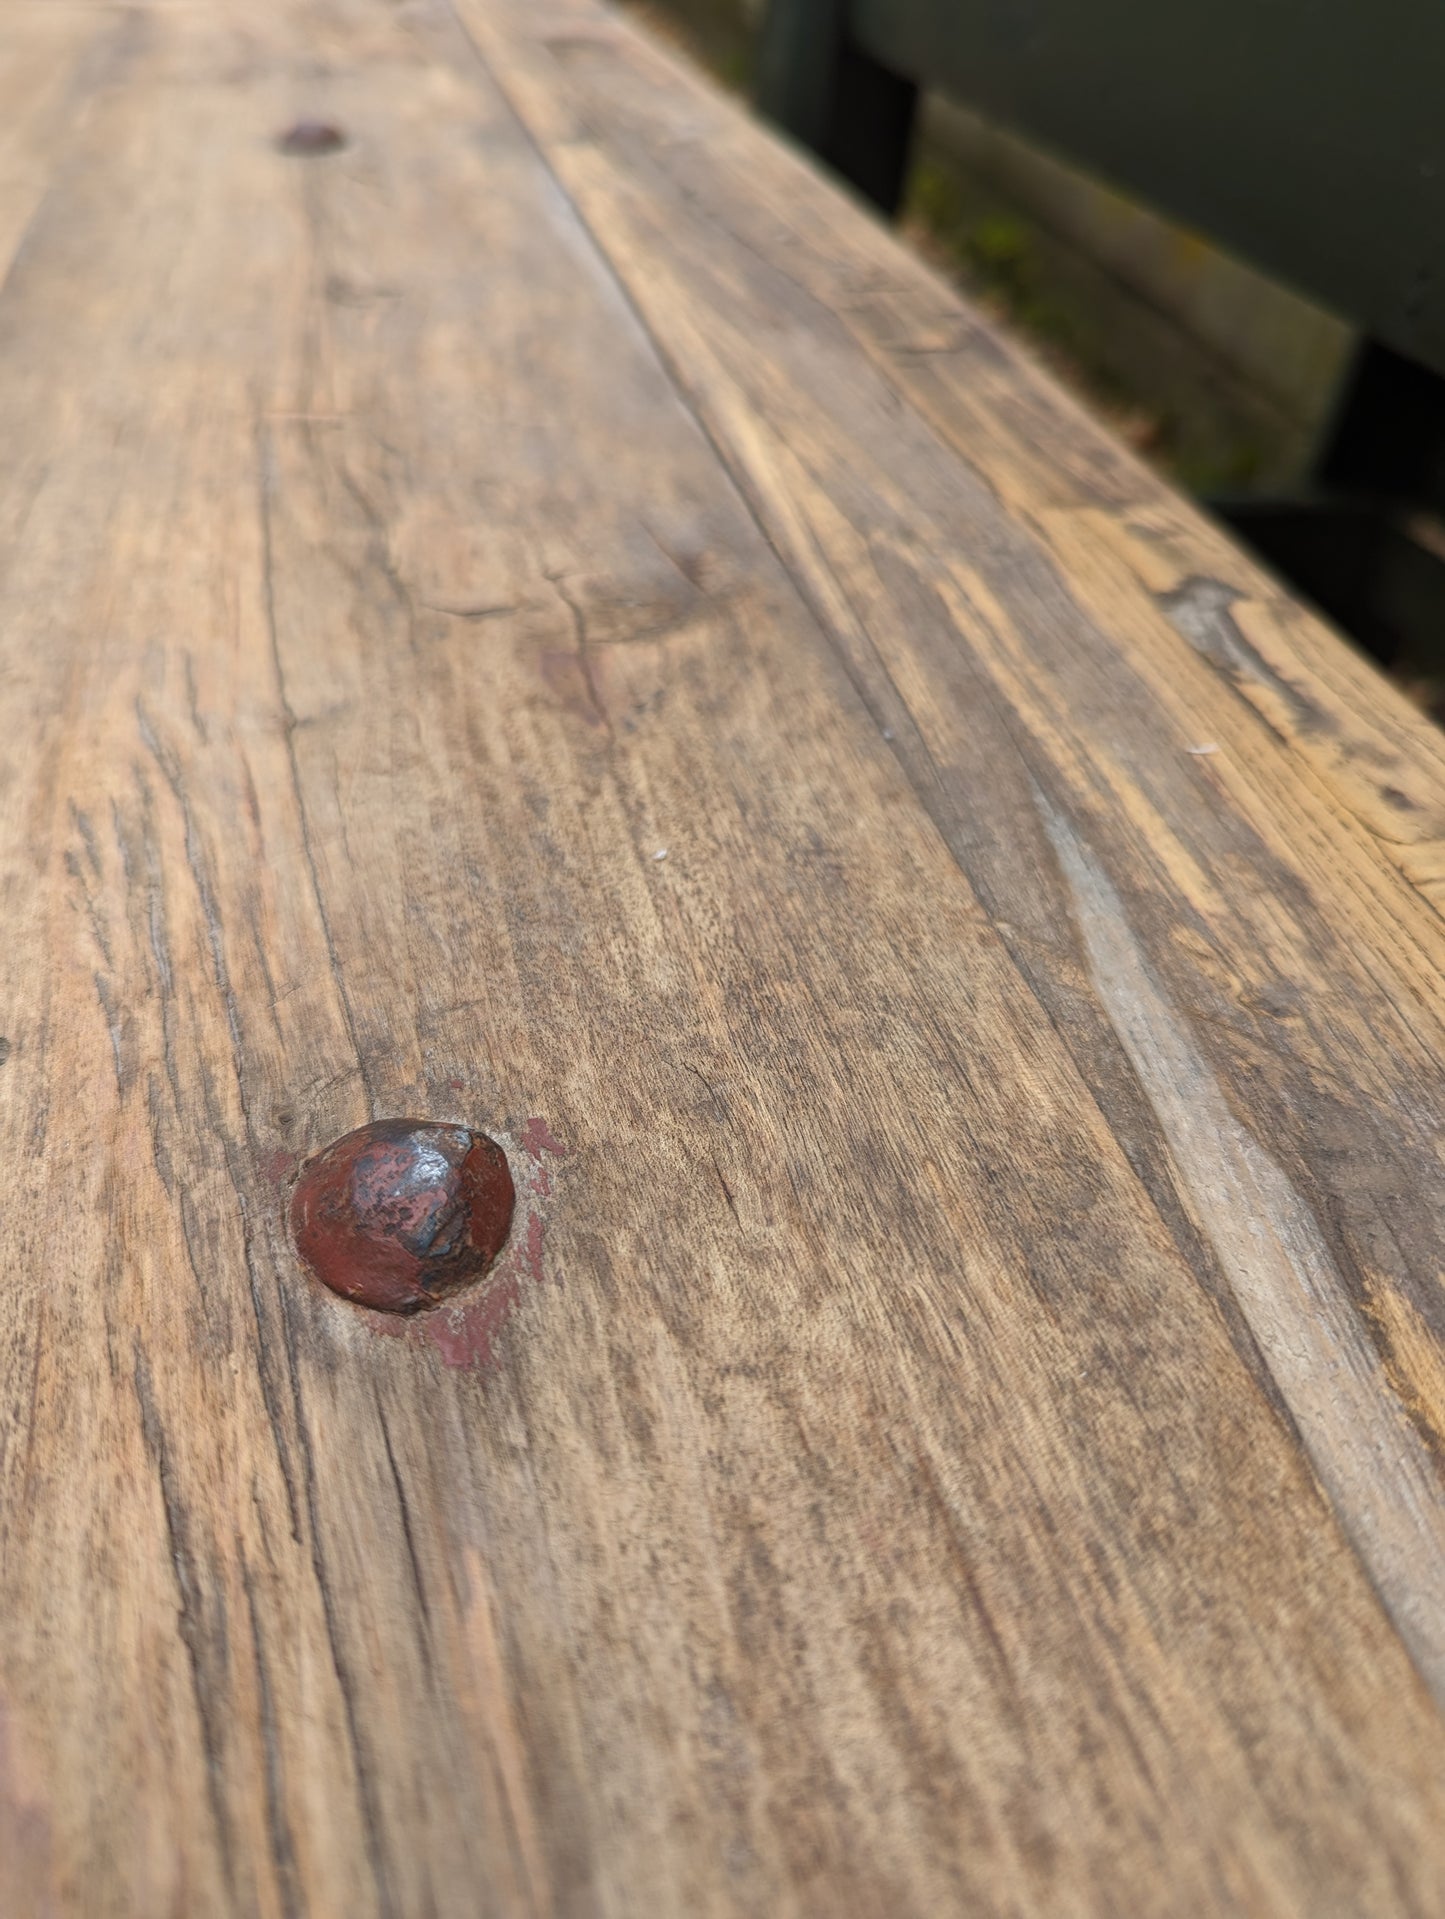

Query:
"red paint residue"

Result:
[[519, 1211, 546, 1286], [375, 1117, 568, 1373], [521, 1116, 569, 1163], [427, 1272, 522, 1370], [264, 1148, 299, 1189]]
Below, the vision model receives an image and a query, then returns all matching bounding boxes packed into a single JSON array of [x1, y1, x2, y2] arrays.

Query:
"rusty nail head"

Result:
[[290, 1118, 515, 1314]]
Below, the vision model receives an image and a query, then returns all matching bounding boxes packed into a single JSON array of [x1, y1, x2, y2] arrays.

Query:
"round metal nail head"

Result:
[[290, 1118, 514, 1314]]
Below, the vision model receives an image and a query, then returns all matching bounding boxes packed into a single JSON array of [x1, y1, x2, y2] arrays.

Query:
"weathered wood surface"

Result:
[[3, 2, 1445, 1913]]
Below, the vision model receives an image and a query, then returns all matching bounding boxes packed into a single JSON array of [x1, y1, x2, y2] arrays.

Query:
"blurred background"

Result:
[[624, 0, 1445, 721]]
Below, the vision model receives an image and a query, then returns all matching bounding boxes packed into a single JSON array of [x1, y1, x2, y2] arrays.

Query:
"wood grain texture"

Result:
[[2, 2, 1444, 1914]]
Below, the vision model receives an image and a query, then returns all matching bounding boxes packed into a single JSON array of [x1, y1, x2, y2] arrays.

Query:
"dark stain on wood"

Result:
[[276, 120, 347, 157]]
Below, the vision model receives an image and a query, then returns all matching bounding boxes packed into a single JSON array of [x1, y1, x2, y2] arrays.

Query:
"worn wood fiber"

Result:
[[2, 1, 1445, 1914]]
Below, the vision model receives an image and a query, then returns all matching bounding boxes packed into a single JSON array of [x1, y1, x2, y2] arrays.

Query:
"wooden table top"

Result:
[[4, 2, 1445, 1913]]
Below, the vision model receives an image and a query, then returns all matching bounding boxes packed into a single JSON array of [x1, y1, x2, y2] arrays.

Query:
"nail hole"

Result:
[[277, 121, 348, 157]]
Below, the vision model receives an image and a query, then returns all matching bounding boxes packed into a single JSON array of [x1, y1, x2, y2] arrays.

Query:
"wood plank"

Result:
[[0, 2, 1442, 1915], [494, 2, 1445, 906], [459, 0, 1445, 1678], [0, 9, 118, 290]]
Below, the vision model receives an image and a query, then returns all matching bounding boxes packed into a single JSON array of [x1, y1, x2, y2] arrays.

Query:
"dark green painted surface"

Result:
[[832, 0, 1445, 376], [757, 0, 844, 147]]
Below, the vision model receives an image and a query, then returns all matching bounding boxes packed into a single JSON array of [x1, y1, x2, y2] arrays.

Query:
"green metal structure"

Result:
[[757, 0, 1445, 677], [758, 0, 1445, 381]]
